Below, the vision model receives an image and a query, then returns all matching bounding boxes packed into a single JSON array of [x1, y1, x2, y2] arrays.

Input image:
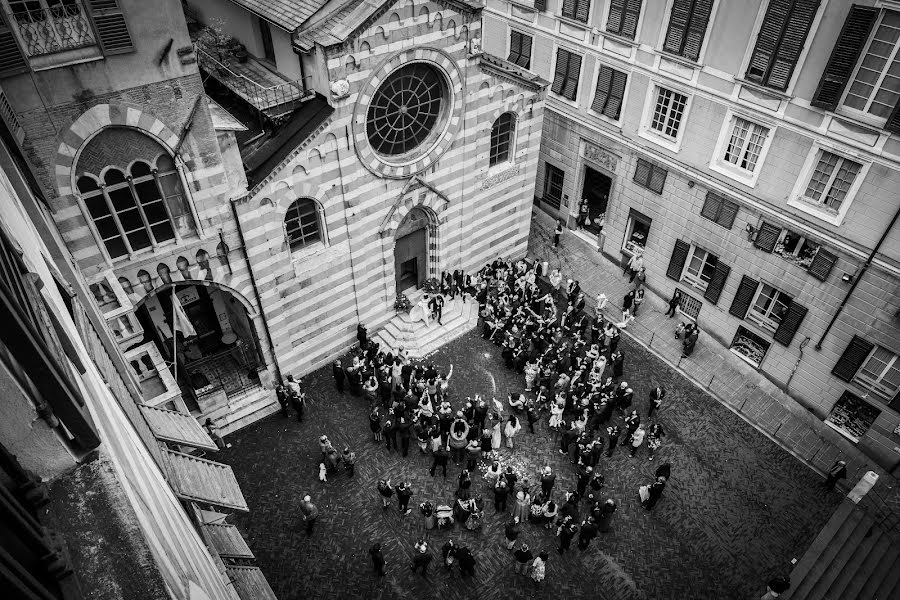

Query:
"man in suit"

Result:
[[331, 361, 345, 394], [429, 293, 445, 325], [648, 385, 667, 418], [540, 467, 556, 497]]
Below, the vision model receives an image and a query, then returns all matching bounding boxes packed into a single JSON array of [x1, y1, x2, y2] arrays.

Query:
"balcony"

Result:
[[8, 0, 95, 57], [194, 44, 312, 120]]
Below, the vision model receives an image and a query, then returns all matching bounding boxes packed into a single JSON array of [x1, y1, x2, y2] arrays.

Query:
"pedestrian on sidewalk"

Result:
[[513, 543, 534, 574], [557, 516, 578, 554], [633, 289, 645, 316], [299, 494, 318, 535], [397, 481, 413, 515], [383, 418, 396, 451], [682, 324, 699, 358], [504, 414, 522, 449], [410, 538, 432, 576], [442, 539, 457, 569], [553, 220, 564, 247], [540, 466, 556, 497], [430, 444, 450, 478], [622, 290, 635, 318], [611, 351, 625, 378], [494, 477, 510, 513], [377, 478, 394, 509], [625, 252, 643, 281], [342, 447, 356, 476], [576, 199, 589, 229], [531, 552, 548, 587], [595, 292, 609, 315], [331, 361, 345, 394], [276, 384, 290, 418], [504, 516, 521, 550], [597, 499, 616, 533], [369, 543, 386, 576], [606, 425, 621, 457], [640, 475, 667, 511], [633, 267, 647, 291], [578, 517, 599, 550], [647, 385, 666, 418], [824, 460, 847, 490], [665, 289, 682, 317]]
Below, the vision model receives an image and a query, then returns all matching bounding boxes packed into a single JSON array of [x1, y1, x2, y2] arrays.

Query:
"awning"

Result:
[[161, 449, 248, 512], [201, 519, 254, 559], [225, 566, 277, 600], [140, 405, 217, 451]]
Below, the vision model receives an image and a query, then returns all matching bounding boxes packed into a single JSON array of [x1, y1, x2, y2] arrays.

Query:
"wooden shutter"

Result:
[[664, 0, 692, 56], [551, 51, 568, 95], [0, 12, 28, 77], [701, 192, 739, 229], [729, 274, 758, 319], [700, 193, 722, 221], [562, 0, 577, 19], [562, 52, 582, 100], [807, 248, 837, 281], [88, 0, 135, 55], [607, 0, 625, 34], [746, 0, 820, 90], [666, 239, 690, 281], [575, 0, 590, 23], [592, 66, 612, 114], [607, 70, 627, 119], [704, 262, 730, 304], [520, 34, 532, 68], [682, 0, 714, 61], [717, 199, 738, 229], [886, 98, 900, 134], [773, 302, 807, 346], [634, 158, 651, 186], [622, 0, 642, 39], [649, 165, 667, 193], [534, 0, 547, 11], [831, 335, 874, 382], [811, 5, 878, 110], [754, 222, 781, 252], [508, 30, 522, 64]]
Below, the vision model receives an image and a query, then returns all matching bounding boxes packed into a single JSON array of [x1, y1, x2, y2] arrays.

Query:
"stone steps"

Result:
[[372, 292, 479, 359]]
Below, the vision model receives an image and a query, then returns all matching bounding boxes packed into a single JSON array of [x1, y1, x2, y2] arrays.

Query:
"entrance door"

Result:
[[259, 18, 276, 64], [394, 228, 427, 294], [580, 167, 612, 235]]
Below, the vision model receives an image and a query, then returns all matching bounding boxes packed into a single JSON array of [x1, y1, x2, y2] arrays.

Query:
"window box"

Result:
[[730, 325, 770, 368], [825, 391, 881, 443]]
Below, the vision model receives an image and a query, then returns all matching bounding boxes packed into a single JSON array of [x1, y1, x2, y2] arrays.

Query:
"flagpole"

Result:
[[172, 285, 178, 383]]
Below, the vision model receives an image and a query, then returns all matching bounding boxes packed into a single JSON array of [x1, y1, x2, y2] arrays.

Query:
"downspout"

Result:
[[229, 197, 283, 382], [335, 125, 363, 323], [815, 201, 900, 350]]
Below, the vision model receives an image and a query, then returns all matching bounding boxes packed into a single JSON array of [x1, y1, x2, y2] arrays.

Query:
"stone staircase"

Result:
[[782, 499, 900, 600], [372, 290, 480, 359]]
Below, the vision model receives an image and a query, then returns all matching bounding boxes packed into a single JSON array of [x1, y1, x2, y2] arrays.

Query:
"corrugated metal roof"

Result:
[[140, 405, 218, 451], [226, 566, 278, 600], [226, 0, 328, 31], [162, 449, 249, 512], [201, 521, 254, 558]]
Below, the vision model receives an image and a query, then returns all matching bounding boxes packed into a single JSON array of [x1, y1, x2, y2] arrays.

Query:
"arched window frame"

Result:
[[489, 112, 517, 167], [75, 146, 193, 262], [283, 197, 327, 253]]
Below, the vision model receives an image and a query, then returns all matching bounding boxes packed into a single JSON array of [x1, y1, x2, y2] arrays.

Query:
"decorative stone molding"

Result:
[[582, 142, 618, 172], [480, 164, 520, 190]]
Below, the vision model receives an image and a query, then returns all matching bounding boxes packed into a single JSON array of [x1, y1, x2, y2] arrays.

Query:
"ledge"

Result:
[[478, 53, 549, 91]]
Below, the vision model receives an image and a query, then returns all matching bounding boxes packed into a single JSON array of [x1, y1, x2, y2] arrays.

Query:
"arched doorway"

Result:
[[394, 206, 431, 294], [134, 282, 263, 412]]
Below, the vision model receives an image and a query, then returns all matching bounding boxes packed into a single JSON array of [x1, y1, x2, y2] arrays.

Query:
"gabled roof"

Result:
[[226, 0, 328, 31]]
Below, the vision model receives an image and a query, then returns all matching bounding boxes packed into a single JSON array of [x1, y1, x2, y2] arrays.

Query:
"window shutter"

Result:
[[807, 248, 837, 281], [666, 239, 691, 281], [648, 165, 666, 193], [592, 66, 612, 114], [700, 193, 722, 221], [607, 0, 625, 34], [717, 199, 738, 229], [729, 274, 758, 319], [508, 30, 521, 64], [534, 0, 547, 11], [563, 52, 582, 100], [831, 336, 875, 382], [663, 0, 692, 56], [562, 0, 577, 19], [520, 34, 532, 68], [0, 13, 28, 77], [746, 0, 820, 90], [634, 158, 651, 185], [886, 98, 900, 135], [622, 0, 642, 39], [575, 0, 590, 23], [704, 262, 730, 304], [811, 5, 878, 110], [87, 0, 135, 55], [607, 70, 627, 119], [551, 51, 568, 95], [682, 0, 714, 61], [754, 222, 781, 252], [773, 302, 807, 346]]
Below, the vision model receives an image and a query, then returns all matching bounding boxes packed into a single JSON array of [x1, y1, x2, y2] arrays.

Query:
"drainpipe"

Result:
[[229, 197, 283, 382], [815, 202, 900, 350], [786, 336, 810, 389]]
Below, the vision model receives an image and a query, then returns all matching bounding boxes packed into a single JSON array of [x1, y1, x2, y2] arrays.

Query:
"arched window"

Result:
[[74, 128, 193, 260], [489, 113, 515, 166], [284, 198, 322, 251]]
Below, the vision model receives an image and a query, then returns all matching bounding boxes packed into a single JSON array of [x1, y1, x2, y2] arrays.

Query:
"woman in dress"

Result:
[[484, 460, 502, 487], [449, 413, 469, 465], [549, 397, 565, 431], [541, 497, 558, 529], [530, 552, 548, 588], [523, 359, 539, 391], [418, 392, 434, 419], [490, 412, 503, 451], [511, 489, 531, 522], [528, 493, 544, 525], [369, 407, 382, 442], [549, 269, 562, 293], [504, 415, 522, 449], [646, 423, 665, 461]]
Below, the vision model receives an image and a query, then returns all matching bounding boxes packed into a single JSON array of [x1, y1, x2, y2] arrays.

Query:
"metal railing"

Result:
[[194, 44, 310, 115], [9, 2, 95, 57]]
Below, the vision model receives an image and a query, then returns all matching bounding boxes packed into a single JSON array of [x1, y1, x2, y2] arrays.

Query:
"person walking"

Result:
[[397, 416, 412, 457], [625, 252, 643, 282], [633, 267, 647, 291], [665, 290, 682, 317], [646, 424, 664, 461], [557, 516, 578, 554], [578, 517, 598, 551], [465, 437, 481, 472], [511, 490, 531, 523], [456, 546, 476, 576], [331, 361, 345, 394], [641, 476, 667, 511], [342, 447, 356, 476], [377, 478, 394, 509], [441, 539, 457, 570], [606, 424, 621, 457], [553, 219, 564, 247], [494, 477, 510, 513], [382, 418, 396, 452], [504, 516, 521, 550], [647, 385, 666, 418], [396, 481, 413, 516], [410, 538, 432, 576], [629, 425, 646, 458], [276, 384, 290, 418], [530, 552, 548, 588], [369, 543, 386, 576], [611, 351, 625, 378], [540, 466, 556, 497], [633, 288, 645, 316], [824, 460, 847, 490], [513, 543, 533, 575], [457, 469, 473, 500], [504, 415, 522, 449], [299, 494, 318, 535], [622, 290, 635, 319], [597, 498, 617, 533], [430, 444, 450, 478], [682, 324, 699, 358]]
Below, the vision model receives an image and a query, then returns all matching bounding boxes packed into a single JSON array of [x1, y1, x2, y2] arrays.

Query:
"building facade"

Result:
[[482, 0, 900, 472]]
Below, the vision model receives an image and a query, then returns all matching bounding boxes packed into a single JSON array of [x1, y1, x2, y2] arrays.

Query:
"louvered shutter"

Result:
[[534, 0, 547, 11], [634, 158, 651, 185], [592, 66, 612, 114], [717, 199, 738, 229], [607, 0, 625, 34], [682, 0, 714, 61], [520, 34, 532, 68], [648, 165, 666, 193], [746, 0, 820, 90], [812, 5, 878, 110], [563, 52, 582, 100], [0, 13, 28, 77], [729, 275, 758, 319], [622, 0, 642, 39], [663, 0, 691, 56], [754, 222, 781, 252], [704, 262, 730, 304], [607, 70, 627, 119], [575, 0, 590, 23], [551, 51, 568, 95], [562, 0, 577, 20], [700, 193, 722, 221], [87, 0, 134, 55], [508, 30, 522, 64], [831, 336, 875, 381], [886, 98, 900, 135], [807, 248, 837, 281], [666, 239, 690, 281], [773, 302, 807, 346]]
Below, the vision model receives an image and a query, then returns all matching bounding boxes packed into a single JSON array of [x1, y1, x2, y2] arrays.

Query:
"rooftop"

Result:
[[225, 0, 329, 31]]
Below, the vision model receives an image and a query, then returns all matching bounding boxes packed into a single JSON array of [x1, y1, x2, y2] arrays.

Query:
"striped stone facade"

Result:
[[234, 0, 546, 377]]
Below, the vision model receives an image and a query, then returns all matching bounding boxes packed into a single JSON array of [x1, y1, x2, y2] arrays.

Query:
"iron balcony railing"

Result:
[[9, 1, 96, 57]]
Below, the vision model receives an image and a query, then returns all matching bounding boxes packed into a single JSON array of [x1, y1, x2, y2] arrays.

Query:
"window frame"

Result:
[[787, 143, 869, 226], [284, 197, 324, 253], [622, 208, 652, 256], [542, 162, 565, 210], [639, 82, 692, 152], [659, 0, 718, 64], [507, 27, 532, 70], [746, 281, 793, 334], [730, 324, 771, 368], [838, 7, 900, 128], [560, 0, 592, 25], [603, 0, 644, 41], [680, 244, 719, 292], [550, 46, 584, 104], [853, 344, 900, 401], [709, 110, 774, 187], [489, 112, 517, 167], [4, 0, 97, 57], [587, 62, 629, 125]]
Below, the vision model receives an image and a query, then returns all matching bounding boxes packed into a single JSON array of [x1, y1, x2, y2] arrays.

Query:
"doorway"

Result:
[[394, 227, 426, 294], [579, 166, 612, 235], [259, 17, 275, 64]]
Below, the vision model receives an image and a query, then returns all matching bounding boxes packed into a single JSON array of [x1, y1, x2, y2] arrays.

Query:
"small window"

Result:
[[551, 48, 582, 101], [747, 282, 793, 333], [681, 246, 719, 292], [561, 0, 590, 24], [700, 192, 738, 229], [606, 0, 642, 40], [801, 150, 862, 214], [633, 158, 667, 194], [507, 30, 532, 69], [7, 0, 97, 57], [590, 65, 627, 121], [543, 163, 564, 209], [730, 325, 771, 368], [284, 198, 322, 251], [489, 113, 515, 166], [623, 209, 651, 255], [650, 87, 688, 139], [662, 0, 714, 62], [722, 117, 769, 173], [854, 345, 900, 401]]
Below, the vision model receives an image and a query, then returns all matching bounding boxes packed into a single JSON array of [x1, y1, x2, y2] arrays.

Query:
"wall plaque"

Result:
[[582, 142, 618, 172]]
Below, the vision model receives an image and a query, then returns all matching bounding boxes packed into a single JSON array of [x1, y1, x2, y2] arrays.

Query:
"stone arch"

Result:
[[388, 12, 401, 26], [446, 18, 456, 35], [459, 24, 468, 41], [418, 5, 429, 19], [360, 40, 371, 54], [157, 263, 172, 285], [379, 188, 449, 238], [374, 25, 389, 43], [306, 147, 324, 173], [137, 269, 154, 292], [504, 89, 516, 103], [432, 12, 442, 30], [345, 54, 357, 71], [118, 276, 134, 296], [175, 256, 190, 280], [402, 0, 415, 19], [133, 279, 257, 317], [478, 81, 491, 97], [320, 132, 339, 158]]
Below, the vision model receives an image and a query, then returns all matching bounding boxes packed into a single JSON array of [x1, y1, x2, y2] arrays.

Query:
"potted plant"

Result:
[[394, 293, 413, 313], [233, 42, 248, 63]]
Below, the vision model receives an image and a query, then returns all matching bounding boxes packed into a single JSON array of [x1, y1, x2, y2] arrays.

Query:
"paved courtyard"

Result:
[[214, 329, 841, 600]]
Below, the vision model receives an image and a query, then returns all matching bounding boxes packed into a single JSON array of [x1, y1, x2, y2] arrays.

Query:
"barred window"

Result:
[[489, 113, 515, 166], [284, 198, 322, 251]]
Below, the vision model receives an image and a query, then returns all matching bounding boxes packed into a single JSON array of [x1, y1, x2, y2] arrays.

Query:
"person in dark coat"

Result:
[[397, 416, 412, 457], [357, 323, 368, 349], [410, 539, 432, 575], [441, 539, 457, 570], [665, 290, 682, 318], [642, 477, 666, 511], [430, 444, 449, 478], [396, 481, 413, 515], [606, 425, 621, 457], [611, 351, 625, 378], [647, 385, 666, 418], [597, 499, 616, 533], [504, 516, 521, 550], [456, 546, 476, 576], [540, 467, 556, 497], [578, 517, 598, 550], [276, 384, 290, 418], [332, 360, 345, 394], [557, 516, 578, 554], [622, 290, 635, 315], [369, 543, 386, 576], [382, 419, 396, 451], [824, 460, 847, 490], [553, 220, 564, 247], [682, 325, 699, 358], [494, 478, 510, 513], [576, 466, 592, 499]]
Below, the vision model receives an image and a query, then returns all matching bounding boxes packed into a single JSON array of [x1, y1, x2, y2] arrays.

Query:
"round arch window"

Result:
[[366, 63, 448, 160]]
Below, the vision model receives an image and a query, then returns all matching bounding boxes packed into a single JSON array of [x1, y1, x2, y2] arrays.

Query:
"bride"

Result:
[[410, 293, 432, 326]]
